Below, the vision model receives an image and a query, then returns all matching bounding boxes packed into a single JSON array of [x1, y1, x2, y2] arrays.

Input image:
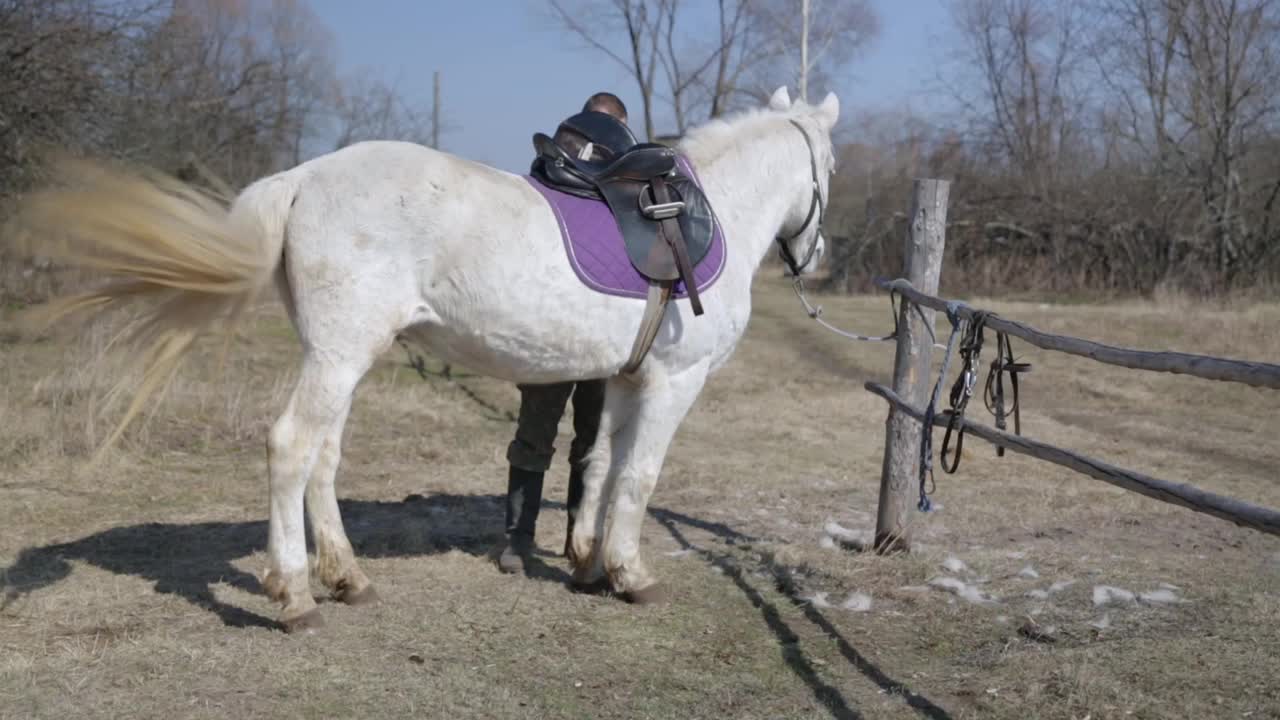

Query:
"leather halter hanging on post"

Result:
[[938, 314, 1032, 473]]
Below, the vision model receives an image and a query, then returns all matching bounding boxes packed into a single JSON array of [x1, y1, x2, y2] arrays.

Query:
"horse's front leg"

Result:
[[601, 362, 709, 603], [566, 378, 637, 591]]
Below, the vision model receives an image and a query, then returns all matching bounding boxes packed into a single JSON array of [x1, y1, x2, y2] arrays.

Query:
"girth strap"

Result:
[[621, 281, 673, 375]]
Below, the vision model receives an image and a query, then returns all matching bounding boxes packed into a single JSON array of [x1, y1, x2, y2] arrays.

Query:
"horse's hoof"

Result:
[[337, 584, 380, 607], [282, 608, 325, 635], [620, 583, 668, 605], [569, 577, 611, 595]]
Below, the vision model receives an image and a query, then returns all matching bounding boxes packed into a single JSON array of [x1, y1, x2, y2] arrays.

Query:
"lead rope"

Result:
[[790, 276, 952, 350], [791, 276, 900, 343]]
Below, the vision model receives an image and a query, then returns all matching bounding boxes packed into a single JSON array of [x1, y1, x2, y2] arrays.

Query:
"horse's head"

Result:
[[765, 85, 839, 276]]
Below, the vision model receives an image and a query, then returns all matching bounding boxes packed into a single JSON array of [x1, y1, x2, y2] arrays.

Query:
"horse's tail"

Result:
[[6, 156, 302, 458]]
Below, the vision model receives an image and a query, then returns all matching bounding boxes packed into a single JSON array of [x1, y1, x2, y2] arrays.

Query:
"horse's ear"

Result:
[[815, 92, 840, 128], [768, 86, 792, 110]]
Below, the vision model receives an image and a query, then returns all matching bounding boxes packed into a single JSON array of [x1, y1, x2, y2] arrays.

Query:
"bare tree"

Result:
[[330, 71, 436, 149], [545, 0, 797, 136], [1170, 0, 1279, 278], [705, 0, 767, 117], [746, 0, 880, 104], [1091, 0, 1280, 282], [948, 0, 1090, 199], [655, 0, 794, 132], [0, 1, 163, 193], [0, 0, 448, 303], [548, 0, 664, 139]]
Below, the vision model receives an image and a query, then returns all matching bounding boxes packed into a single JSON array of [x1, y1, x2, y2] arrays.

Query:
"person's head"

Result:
[[583, 92, 628, 124]]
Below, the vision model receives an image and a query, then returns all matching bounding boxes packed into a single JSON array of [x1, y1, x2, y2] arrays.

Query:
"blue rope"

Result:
[[918, 302, 966, 512]]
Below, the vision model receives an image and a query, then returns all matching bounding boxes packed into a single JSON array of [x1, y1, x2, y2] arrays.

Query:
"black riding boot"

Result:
[[498, 466, 544, 573], [563, 461, 588, 557]]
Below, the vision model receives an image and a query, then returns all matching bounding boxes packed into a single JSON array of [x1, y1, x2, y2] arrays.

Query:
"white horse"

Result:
[[9, 86, 836, 632]]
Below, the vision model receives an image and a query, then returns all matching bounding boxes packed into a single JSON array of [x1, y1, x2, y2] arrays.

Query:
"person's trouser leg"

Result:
[[499, 382, 573, 572], [564, 379, 606, 555]]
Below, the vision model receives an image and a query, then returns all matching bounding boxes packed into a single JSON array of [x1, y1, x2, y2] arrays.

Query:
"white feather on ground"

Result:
[[1048, 579, 1077, 594], [928, 576, 1000, 606], [819, 520, 870, 548], [822, 521, 869, 546], [1017, 565, 1040, 579], [841, 592, 873, 612], [798, 591, 832, 608], [1138, 588, 1184, 604], [941, 556, 969, 574], [1092, 585, 1136, 606]]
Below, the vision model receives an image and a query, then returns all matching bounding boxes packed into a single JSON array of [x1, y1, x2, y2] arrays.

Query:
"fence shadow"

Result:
[[0, 493, 568, 631], [648, 506, 953, 720]]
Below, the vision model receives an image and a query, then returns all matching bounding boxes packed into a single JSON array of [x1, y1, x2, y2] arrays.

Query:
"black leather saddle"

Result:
[[530, 111, 717, 316]]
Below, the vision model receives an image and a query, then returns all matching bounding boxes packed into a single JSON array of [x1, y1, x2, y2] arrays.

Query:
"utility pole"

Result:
[[800, 0, 810, 102], [432, 70, 441, 149]]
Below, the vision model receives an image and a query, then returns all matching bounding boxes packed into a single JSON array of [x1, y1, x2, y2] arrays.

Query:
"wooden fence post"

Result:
[[874, 178, 950, 553]]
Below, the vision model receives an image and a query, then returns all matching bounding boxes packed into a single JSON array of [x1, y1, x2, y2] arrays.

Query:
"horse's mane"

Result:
[[677, 105, 802, 168]]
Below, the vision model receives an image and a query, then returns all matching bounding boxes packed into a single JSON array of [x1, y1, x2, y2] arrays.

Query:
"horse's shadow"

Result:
[[1, 492, 567, 631], [5, 494, 954, 717]]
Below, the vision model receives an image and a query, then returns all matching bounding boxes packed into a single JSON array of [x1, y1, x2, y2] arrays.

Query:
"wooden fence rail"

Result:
[[871, 179, 1280, 551], [877, 278, 1280, 390], [867, 382, 1280, 538]]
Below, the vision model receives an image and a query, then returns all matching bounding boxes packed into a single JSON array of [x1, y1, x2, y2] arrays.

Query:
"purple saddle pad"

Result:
[[524, 156, 726, 301]]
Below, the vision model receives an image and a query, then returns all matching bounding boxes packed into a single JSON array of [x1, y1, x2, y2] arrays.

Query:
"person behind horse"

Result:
[[497, 92, 629, 574], [551, 91, 628, 163]]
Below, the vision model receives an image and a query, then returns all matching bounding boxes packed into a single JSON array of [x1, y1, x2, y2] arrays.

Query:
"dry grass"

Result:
[[2, 275, 1278, 720]]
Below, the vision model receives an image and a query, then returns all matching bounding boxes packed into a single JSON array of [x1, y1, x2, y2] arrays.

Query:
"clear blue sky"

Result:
[[307, 0, 955, 173]]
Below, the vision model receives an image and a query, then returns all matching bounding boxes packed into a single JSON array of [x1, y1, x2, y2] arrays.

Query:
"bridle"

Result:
[[775, 118, 827, 276]]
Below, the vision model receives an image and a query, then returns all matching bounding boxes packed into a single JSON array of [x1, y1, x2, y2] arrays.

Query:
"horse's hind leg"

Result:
[[261, 351, 373, 632], [306, 397, 377, 606]]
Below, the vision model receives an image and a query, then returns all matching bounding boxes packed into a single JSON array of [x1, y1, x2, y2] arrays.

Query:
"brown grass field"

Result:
[[1, 274, 1278, 719]]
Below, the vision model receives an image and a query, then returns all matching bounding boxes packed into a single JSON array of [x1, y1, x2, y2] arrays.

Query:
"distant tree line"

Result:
[[827, 0, 1280, 296], [5, 0, 1277, 299]]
